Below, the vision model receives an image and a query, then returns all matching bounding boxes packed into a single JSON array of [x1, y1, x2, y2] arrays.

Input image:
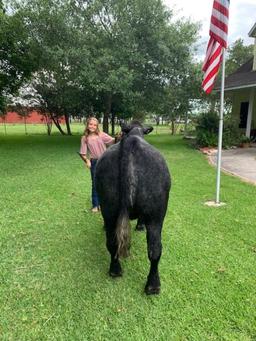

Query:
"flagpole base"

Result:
[[204, 200, 226, 207]]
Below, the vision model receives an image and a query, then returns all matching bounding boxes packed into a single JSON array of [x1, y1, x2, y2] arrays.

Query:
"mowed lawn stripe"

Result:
[[0, 133, 255, 340]]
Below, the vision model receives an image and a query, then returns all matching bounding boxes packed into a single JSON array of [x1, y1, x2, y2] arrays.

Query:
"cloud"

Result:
[[163, 0, 256, 59], [229, 3, 255, 44]]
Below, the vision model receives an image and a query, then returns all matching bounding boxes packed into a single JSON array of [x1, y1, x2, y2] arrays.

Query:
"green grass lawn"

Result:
[[0, 128, 255, 340]]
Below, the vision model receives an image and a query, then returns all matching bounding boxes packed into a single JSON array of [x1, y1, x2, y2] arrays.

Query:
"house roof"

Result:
[[215, 57, 256, 91], [248, 23, 256, 37]]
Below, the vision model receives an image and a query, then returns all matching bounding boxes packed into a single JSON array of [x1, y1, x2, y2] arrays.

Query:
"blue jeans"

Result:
[[90, 159, 100, 208]]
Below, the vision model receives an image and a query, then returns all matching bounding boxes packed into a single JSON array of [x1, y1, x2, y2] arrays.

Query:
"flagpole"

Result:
[[215, 48, 226, 204]]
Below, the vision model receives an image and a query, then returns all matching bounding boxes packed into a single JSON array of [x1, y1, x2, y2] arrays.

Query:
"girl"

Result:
[[80, 117, 115, 212]]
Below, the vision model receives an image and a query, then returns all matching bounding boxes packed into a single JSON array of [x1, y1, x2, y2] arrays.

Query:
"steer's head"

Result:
[[120, 121, 153, 138]]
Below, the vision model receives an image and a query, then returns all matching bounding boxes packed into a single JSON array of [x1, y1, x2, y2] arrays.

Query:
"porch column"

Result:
[[246, 88, 255, 137]]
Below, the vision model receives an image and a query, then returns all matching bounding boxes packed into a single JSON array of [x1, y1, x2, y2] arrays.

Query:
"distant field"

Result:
[[0, 123, 85, 136], [0, 122, 173, 136]]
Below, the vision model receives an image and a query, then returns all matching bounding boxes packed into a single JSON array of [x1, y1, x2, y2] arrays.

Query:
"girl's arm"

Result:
[[100, 132, 115, 145], [80, 137, 91, 168]]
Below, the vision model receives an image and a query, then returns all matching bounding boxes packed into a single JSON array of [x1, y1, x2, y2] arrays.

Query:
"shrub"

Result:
[[222, 117, 241, 148], [195, 112, 219, 147], [196, 130, 218, 147], [239, 134, 251, 144], [195, 112, 240, 148]]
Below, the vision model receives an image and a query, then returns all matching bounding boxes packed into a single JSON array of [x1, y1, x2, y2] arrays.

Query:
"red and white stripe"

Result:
[[210, 0, 229, 48], [202, 0, 230, 94], [202, 38, 223, 94]]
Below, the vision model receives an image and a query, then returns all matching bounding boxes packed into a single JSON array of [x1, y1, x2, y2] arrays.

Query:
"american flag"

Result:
[[202, 0, 230, 94]]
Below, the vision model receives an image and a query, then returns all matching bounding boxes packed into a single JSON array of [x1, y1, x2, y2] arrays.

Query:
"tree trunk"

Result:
[[184, 112, 188, 135], [4, 117, 7, 135], [46, 117, 52, 136], [103, 94, 112, 133], [210, 98, 216, 113], [111, 112, 115, 136], [47, 122, 52, 136], [43, 114, 52, 136], [103, 113, 109, 133], [50, 113, 66, 135], [171, 119, 175, 135], [24, 117, 28, 135], [65, 113, 72, 135]]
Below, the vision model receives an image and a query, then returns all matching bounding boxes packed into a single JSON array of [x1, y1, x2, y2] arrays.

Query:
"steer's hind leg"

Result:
[[135, 217, 145, 231], [105, 219, 122, 277], [145, 223, 162, 295]]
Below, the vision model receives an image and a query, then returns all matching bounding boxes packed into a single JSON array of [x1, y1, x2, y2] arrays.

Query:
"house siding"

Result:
[[253, 38, 256, 71], [231, 89, 256, 131]]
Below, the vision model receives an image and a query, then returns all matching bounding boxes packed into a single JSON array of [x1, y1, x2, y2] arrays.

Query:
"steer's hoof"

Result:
[[135, 224, 145, 231], [109, 262, 122, 278], [145, 273, 160, 295], [109, 270, 122, 278], [144, 284, 160, 295]]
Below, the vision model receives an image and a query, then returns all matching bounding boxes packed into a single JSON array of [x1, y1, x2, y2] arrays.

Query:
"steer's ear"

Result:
[[143, 126, 154, 135], [121, 123, 131, 134]]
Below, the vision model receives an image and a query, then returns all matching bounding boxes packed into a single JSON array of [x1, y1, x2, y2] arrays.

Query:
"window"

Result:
[[239, 102, 249, 128]]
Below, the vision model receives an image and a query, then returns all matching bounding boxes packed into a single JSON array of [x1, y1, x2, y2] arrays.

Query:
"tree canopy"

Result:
[[226, 38, 254, 75], [2, 0, 200, 134], [0, 1, 39, 112]]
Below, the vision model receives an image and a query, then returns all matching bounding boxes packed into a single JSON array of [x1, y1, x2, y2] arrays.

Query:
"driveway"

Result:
[[209, 146, 256, 184]]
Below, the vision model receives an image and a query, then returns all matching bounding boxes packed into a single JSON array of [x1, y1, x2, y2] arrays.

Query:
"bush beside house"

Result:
[[195, 112, 242, 148]]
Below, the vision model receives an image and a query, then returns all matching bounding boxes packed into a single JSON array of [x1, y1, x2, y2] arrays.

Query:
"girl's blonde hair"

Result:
[[83, 117, 100, 139]]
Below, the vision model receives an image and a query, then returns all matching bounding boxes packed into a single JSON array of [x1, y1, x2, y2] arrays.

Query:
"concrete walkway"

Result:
[[209, 146, 256, 185]]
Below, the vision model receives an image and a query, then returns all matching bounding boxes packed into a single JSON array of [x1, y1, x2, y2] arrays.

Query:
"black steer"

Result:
[[95, 122, 171, 294]]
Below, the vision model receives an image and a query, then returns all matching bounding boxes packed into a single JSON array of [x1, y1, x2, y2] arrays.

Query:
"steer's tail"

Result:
[[116, 211, 130, 258], [115, 136, 137, 258]]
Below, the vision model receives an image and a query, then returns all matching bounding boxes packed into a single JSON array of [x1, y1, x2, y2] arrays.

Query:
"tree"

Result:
[[82, 0, 200, 132], [11, 0, 100, 135], [10, 0, 200, 134], [0, 2, 39, 111], [226, 39, 254, 75], [158, 20, 201, 134], [7, 84, 42, 135], [0, 96, 7, 135]]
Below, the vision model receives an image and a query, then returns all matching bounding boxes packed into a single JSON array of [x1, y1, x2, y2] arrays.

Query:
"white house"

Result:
[[221, 23, 256, 138]]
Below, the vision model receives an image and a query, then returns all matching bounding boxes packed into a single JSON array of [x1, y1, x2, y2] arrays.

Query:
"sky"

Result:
[[163, 0, 256, 59]]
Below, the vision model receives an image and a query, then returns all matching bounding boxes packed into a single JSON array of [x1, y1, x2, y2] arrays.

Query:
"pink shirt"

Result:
[[80, 132, 114, 159]]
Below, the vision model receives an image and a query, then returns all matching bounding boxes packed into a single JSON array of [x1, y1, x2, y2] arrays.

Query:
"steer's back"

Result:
[[96, 136, 171, 220], [127, 136, 171, 218]]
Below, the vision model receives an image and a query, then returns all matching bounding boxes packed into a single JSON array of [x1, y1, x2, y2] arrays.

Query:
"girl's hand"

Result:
[[85, 159, 91, 169], [114, 132, 122, 143]]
